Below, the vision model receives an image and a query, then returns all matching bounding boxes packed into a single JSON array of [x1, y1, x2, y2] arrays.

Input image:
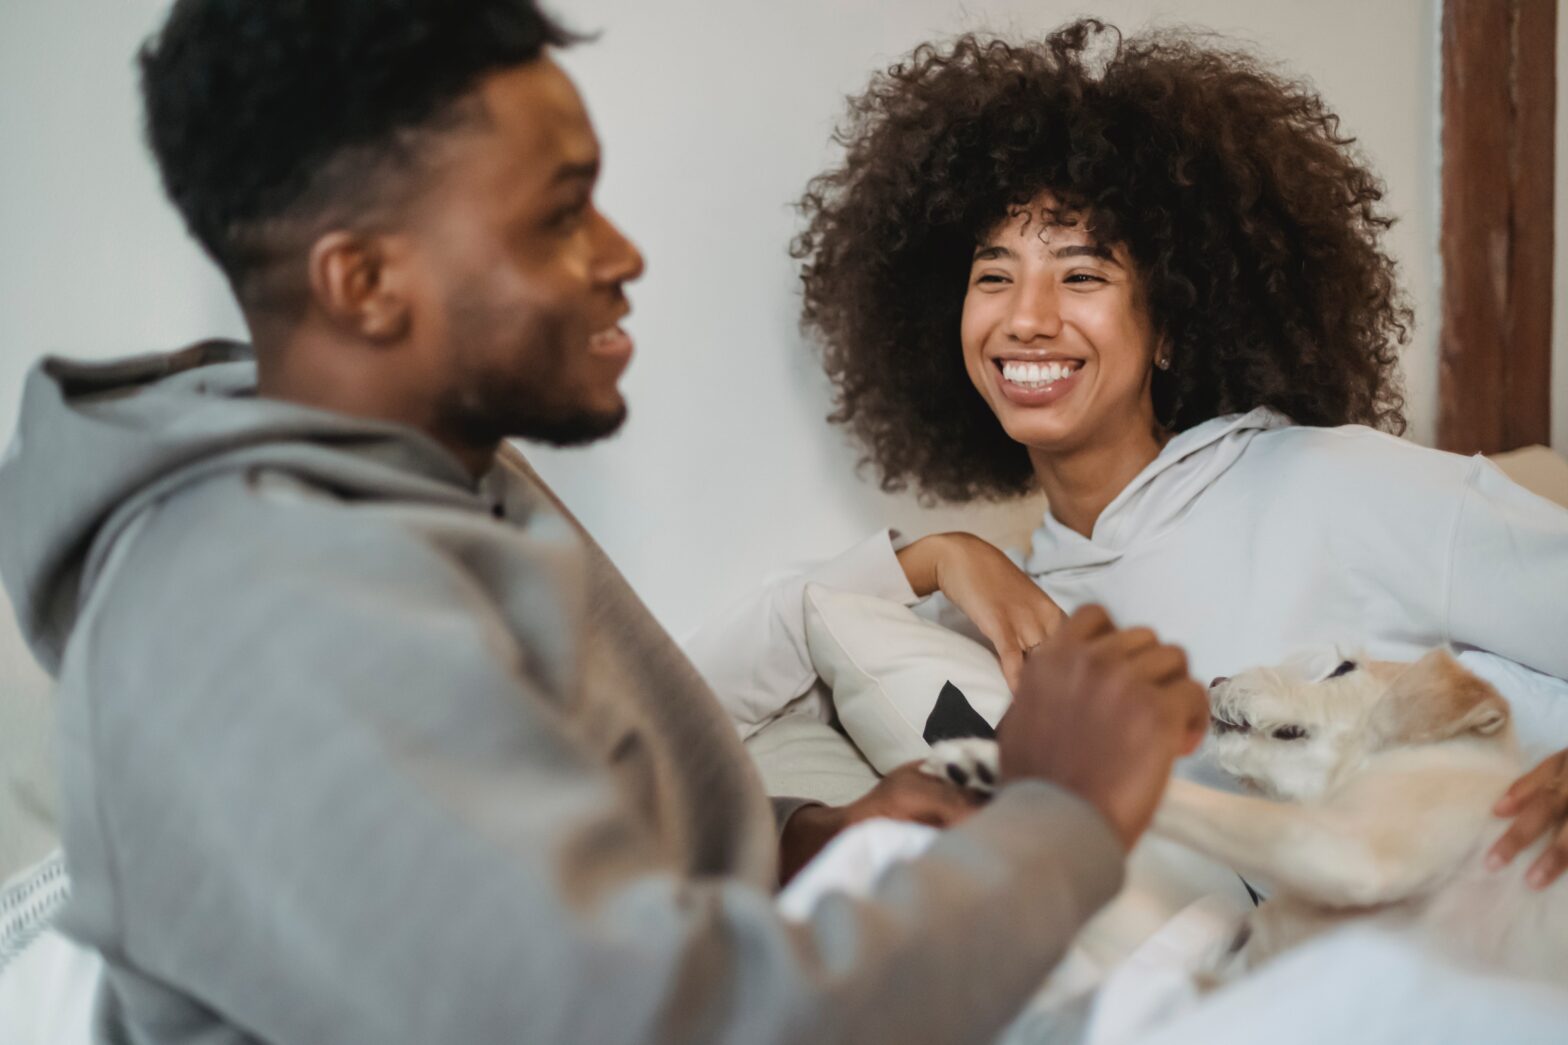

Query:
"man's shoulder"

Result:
[[130, 468, 457, 583], [92, 468, 498, 657]]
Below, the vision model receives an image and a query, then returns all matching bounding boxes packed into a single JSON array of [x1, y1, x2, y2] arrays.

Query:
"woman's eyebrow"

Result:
[[972, 244, 1015, 261], [1052, 244, 1117, 262]]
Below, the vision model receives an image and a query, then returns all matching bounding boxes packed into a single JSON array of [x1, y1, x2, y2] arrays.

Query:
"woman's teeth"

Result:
[[1001, 360, 1079, 388]]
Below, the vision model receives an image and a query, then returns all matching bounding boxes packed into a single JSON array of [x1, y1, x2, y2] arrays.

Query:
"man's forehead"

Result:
[[475, 57, 600, 182]]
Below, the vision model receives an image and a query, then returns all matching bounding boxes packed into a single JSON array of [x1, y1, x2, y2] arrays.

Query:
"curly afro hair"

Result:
[[140, 0, 581, 301], [795, 20, 1411, 503]]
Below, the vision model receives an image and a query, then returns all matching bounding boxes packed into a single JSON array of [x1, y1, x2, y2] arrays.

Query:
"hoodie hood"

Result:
[[0, 341, 483, 673], [1024, 407, 1289, 575]]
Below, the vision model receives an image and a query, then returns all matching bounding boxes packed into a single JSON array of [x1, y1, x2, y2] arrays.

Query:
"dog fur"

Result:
[[926, 648, 1568, 985], [1155, 648, 1567, 983]]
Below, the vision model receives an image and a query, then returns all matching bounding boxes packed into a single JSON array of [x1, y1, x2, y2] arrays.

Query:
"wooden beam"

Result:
[[1439, 0, 1556, 454]]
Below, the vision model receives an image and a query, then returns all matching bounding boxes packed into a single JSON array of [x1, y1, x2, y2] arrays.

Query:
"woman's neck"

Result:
[[1028, 421, 1170, 539]]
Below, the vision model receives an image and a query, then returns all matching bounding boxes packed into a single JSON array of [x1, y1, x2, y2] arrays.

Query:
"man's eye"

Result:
[[547, 201, 590, 229], [1272, 725, 1309, 741], [1328, 660, 1357, 679]]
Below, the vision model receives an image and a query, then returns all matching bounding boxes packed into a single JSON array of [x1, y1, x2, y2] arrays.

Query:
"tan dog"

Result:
[[1155, 649, 1568, 983]]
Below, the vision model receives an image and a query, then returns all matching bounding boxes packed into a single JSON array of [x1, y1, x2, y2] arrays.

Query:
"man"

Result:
[[0, 2, 1207, 1041]]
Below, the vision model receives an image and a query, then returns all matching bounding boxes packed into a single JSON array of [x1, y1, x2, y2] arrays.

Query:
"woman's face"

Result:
[[960, 201, 1159, 456]]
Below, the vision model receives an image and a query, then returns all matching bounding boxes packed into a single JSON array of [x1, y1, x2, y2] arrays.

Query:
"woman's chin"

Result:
[[996, 414, 1085, 455]]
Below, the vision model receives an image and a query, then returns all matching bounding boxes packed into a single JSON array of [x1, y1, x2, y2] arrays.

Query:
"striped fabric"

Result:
[[0, 849, 67, 972]]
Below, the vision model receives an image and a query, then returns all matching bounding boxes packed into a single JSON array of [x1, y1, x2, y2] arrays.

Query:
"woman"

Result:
[[686, 22, 1568, 885]]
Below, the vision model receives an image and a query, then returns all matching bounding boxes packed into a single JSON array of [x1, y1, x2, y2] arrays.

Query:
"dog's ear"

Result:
[[1369, 649, 1509, 746]]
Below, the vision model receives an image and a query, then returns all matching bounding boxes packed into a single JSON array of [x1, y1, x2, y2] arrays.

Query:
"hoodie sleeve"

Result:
[[681, 529, 922, 736], [1444, 456, 1568, 680], [67, 498, 1123, 1045]]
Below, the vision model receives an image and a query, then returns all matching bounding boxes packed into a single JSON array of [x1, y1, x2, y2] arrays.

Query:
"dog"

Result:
[[926, 648, 1568, 985]]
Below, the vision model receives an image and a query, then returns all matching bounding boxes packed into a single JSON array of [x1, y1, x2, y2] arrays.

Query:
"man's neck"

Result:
[[1027, 420, 1169, 539], [254, 331, 496, 480]]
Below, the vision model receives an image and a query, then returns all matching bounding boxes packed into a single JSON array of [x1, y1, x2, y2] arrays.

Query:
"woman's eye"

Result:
[[975, 273, 1009, 285], [1272, 725, 1309, 741], [1064, 273, 1105, 285], [1328, 660, 1357, 679]]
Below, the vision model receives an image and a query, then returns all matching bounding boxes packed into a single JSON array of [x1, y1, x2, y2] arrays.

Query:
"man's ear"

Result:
[[306, 230, 411, 342], [1369, 649, 1509, 747]]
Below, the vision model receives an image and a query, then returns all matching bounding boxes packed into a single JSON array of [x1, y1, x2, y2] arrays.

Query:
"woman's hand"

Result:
[[897, 532, 1064, 690], [1489, 747, 1568, 888]]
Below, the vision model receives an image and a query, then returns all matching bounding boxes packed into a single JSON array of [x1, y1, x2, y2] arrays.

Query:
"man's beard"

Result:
[[433, 364, 628, 450], [515, 401, 627, 447], [439, 292, 628, 450]]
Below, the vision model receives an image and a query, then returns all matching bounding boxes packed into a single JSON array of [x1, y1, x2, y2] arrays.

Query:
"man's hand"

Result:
[[995, 604, 1208, 850], [779, 763, 982, 883], [1489, 747, 1568, 889], [897, 532, 1065, 691]]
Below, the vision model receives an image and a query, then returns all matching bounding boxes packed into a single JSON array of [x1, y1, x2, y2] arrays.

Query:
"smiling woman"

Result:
[[686, 16, 1568, 891], [793, 19, 1409, 505]]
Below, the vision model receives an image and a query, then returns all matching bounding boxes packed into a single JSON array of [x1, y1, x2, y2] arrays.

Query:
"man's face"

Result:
[[402, 58, 644, 449]]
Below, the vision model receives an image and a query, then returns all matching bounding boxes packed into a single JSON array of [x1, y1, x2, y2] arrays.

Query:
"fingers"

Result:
[[1125, 642, 1191, 685], [1060, 603, 1115, 642], [1494, 753, 1564, 816], [1103, 625, 1158, 653], [1488, 788, 1563, 870], [1172, 678, 1210, 755], [1526, 822, 1568, 889], [999, 648, 1024, 693], [869, 764, 983, 828]]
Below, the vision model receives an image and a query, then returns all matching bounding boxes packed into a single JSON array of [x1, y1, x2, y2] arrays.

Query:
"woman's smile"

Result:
[[992, 355, 1087, 407]]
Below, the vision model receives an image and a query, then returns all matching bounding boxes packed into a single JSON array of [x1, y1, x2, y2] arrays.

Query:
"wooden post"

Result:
[[1438, 0, 1557, 454]]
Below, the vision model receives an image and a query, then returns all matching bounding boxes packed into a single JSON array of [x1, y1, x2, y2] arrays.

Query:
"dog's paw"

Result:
[[921, 738, 1000, 797]]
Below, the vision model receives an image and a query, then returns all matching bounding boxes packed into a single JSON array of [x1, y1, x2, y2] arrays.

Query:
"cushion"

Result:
[[743, 696, 881, 806], [802, 584, 1011, 773], [1490, 445, 1568, 510]]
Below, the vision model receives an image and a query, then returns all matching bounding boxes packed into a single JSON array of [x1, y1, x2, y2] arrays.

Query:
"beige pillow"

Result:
[[802, 584, 1011, 773]]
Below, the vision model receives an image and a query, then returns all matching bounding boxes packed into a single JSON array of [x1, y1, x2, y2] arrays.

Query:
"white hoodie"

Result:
[[687, 411, 1568, 737]]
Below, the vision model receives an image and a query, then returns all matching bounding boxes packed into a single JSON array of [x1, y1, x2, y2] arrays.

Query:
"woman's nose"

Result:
[[1006, 285, 1062, 342]]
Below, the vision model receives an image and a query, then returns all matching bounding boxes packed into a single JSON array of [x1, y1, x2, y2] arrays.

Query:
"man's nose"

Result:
[[594, 211, 645, 286]]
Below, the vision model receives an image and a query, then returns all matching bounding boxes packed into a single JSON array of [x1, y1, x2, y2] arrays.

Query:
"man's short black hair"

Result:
[[139, 0, 580, 301]]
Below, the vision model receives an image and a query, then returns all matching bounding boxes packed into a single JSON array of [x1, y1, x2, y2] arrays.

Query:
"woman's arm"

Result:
[[683, 531, 1061, 735], [681, 530, 919, 736], [1443, 457, 1568, 885], [1444, 457, 1568, 679]]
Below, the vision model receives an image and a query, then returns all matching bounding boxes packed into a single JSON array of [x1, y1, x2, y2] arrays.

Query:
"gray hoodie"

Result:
[[0, 342, 1123, 1045]]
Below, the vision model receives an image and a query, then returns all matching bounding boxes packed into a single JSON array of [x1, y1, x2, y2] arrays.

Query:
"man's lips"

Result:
[[588, 324, 633, 365]]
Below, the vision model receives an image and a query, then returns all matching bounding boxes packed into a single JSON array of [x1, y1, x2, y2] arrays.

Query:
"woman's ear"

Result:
[[306, 230, 411, 343], [1369, 649, 1509, 747]]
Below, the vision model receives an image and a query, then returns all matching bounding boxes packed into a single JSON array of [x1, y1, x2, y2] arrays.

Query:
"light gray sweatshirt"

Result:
[[0, 342, 1124, 1044]]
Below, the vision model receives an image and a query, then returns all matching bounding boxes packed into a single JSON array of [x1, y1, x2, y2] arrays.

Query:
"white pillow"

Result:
[[802, 584, 1012, 773]]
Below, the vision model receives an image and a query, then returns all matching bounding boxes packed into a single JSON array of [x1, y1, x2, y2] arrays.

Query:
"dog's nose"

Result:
[[1210, 676, 1229, 689]]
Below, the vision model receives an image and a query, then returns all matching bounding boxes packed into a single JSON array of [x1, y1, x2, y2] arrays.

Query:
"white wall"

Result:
[[0, 1, 1440, 637]]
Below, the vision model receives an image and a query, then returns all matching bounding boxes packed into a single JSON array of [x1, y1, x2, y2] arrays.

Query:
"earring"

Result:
[[1155, 349, 1171, 371]]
